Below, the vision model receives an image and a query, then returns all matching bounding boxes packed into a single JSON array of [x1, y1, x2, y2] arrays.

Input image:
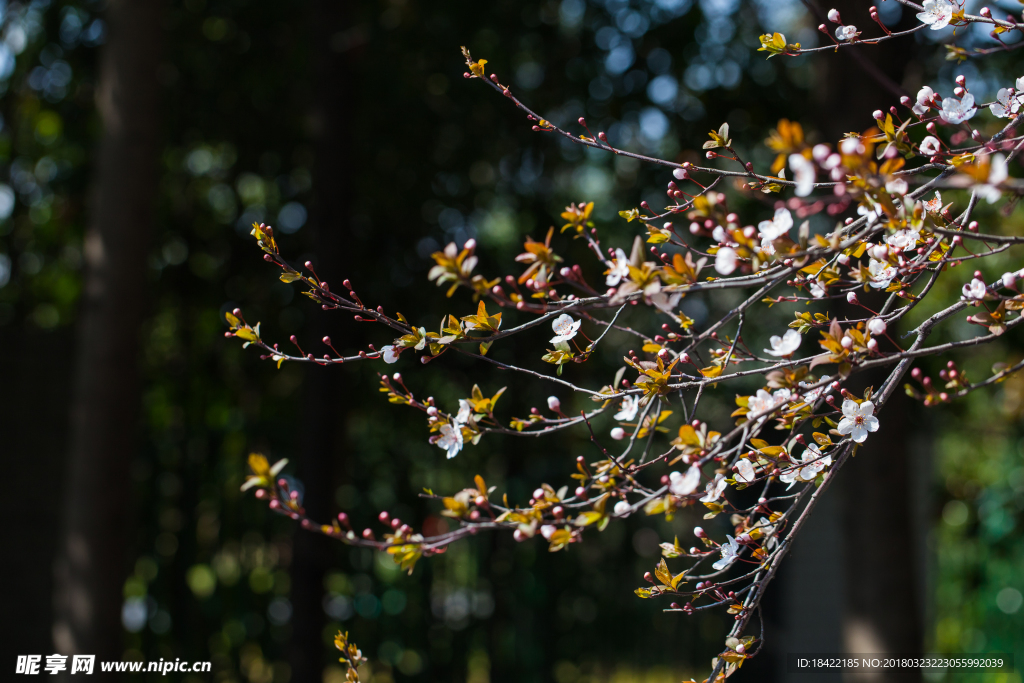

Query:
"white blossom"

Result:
[[669, 466, 702, 496], [990, 87, 1021, 119], [868, 258, 897, 289], [764, 328, 802, 357], [780, 444, 833, 487], [456, 399, 472, 424], [836, 399, 880, 443], [939, 94, 977, 125], [735, 458, 757, 483], [757, 207, 794, 241], [919, 136, 941, 156], [885, 177, 908, 195], [886, 227, 920, 252], [381, 345, 401, 364], [650, 291, 682, 313], [550, 314, 582, 343], [799, 376, 831, 403], [922, 191, 943, 214], [961, 277, 987, 301], [712, 535, 740, 570], [614, 395, 640, 421], [755, 516, 779, 549], [700, 474, 727, 502], [809, 280, 826, 298], [437, 422, 464, 459], [976, 153, 1008, 204], [605, 248, 630, 286], [913, 87, 935, 116], [835, 25, 858, 41], [857, 202, 884, 225], [916, 0, 953, 30], [789, 153, 816, 197], [715, 247, 738, 275]]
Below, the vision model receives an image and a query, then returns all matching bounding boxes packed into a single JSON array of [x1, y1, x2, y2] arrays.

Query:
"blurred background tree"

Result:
[[0, 1, 1021, 682]]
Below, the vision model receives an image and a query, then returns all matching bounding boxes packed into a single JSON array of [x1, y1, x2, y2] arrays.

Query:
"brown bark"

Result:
[[288, 3, 357, 680], [52, 0, 164, 663]]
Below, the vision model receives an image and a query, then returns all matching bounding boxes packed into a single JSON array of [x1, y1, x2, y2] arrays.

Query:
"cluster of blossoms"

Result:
[[229, 28, 1024, 683]]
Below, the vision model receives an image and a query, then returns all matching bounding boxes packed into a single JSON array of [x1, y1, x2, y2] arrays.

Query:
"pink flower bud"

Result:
[[837, 253, 850, 265], [610, 427, 626, 441], [513, 529, 526, 542], [828, 8, 841, 22], [547, 396, 561, 411], [873, 110, 884, 120], [533, 488, 546, 500], [847, 292, 858, 304], [841, 335, 853, 349], [867, 318, 886, 335], [866, 338, 878, 351], [694, 526, 706, 538]]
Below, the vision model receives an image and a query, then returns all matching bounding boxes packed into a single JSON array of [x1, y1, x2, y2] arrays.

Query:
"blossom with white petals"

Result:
[[789, 153, 816, 197], [755, 516, 779, 550], [765, 328, 802, 357], [886, 227, 920, 252], [381, 345, 401, 364], [922, 191, 942, 213], [779, 444, 833, 486], [700, 474, 727, 502], [976, 153, 1008, 204], [735, 458, 756, 484], [650, 291, 681, 313], [715, 247, 738, 275], [885, 177, 908, 195], [857, 203, 884, 225], [456, 399, 472, 424], [961, 277, 987, 301], [669, 466, 702, 496], [868, 258, 896, 289], [747, 388, 793, 420], [799, 375, 831, 403], [550, 314, 581, 343], [809, 280, 826, 298], [990, 88, 1021, 119], [712, 535, 740, 570], [605, 248, 630, 286], [912, 86, 935, 116], [939, 94, 977, 125], [836, 399, 880, 443], [614, 395, 640, 421], [916, 0, 953, 30], [758, 207, 794, 241], [437, 422, 464, 459], [835, 25, 858, 41], [919, 136, 941, 156]]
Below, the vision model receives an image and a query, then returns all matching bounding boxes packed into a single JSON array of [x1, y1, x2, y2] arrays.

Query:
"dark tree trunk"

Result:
[[52, 0, 164, 664], [809, 2, 924, 679], [288, 3, 356, 681]]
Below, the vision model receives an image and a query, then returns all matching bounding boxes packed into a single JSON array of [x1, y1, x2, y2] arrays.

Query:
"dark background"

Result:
[[0, 0, 1022, 682]]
